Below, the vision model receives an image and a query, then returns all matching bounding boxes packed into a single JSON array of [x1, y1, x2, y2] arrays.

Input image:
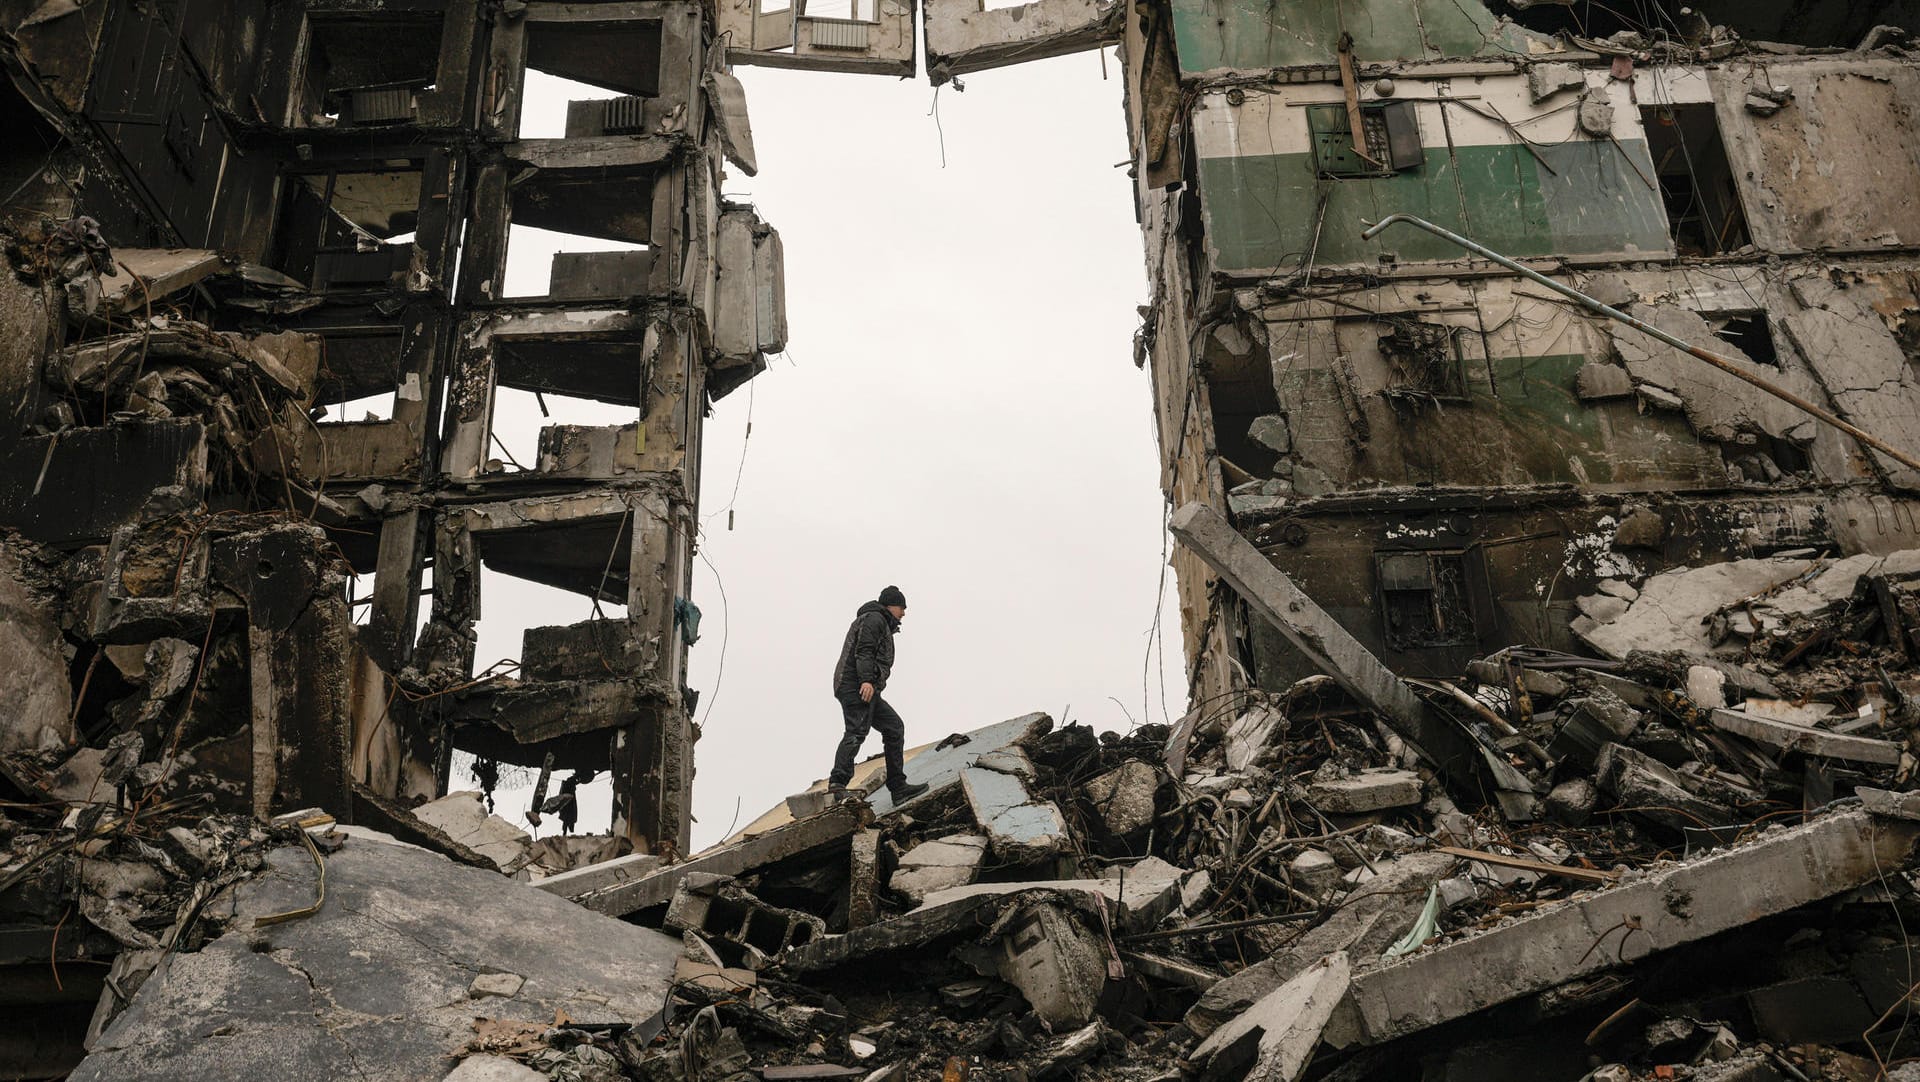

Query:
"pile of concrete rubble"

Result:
[[11, 548, 1920, 1081]]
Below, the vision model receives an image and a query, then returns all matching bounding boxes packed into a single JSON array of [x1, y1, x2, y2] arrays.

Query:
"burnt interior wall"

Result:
[[0, 0, 778, 863]]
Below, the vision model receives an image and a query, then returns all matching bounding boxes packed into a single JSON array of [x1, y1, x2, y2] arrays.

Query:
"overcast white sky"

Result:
[[464, 47, 1184, 850]]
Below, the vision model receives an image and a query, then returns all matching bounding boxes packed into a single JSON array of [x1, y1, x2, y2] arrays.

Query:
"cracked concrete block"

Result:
[[1224, 704, 1286, 772], [1576, 592, 1630, 622], [1686, 665, 1728, 709], [1709, 708, 1902, 765], [445, 1056, 547, 1082], [1597, 742, 1736, 836], [468, 972, 524, 998], [974, 747, 1037, 779], [1186, 852, 1455, 1037], [1596, 579, 1638, 601], [961, 766, 1070, 864], [1577, 90, 1614, 136], [1637, 384, 1685, 411], [919, 857, 1185, 932], [1527, 62, 1586, 101], [848, 828, 882, 930], [1544, 778, 1598, 826], [1434, 876, 1478, 910], [1289, 849, 1340, 896], [1305, 769, 1421, 814], [1613, 302, 1826, 449], [1248, 414, 1292, 456], [1779, 281, 1920, 491], [1193, 952, 1349, 1082], [411, 792, 533, 873], [890, 834, 988, 905], [1082, 759, 1161, 836]]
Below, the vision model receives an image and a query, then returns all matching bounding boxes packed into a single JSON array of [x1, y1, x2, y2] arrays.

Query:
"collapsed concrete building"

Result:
[[0, 0, 789, 850], [0, 0, 787, 1068], [11, 0, 1920, 1078], [1113, 1, 1920, 707]]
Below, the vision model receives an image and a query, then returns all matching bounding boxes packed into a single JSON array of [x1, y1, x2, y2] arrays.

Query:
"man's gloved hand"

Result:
[[860, 682, 875, 703]]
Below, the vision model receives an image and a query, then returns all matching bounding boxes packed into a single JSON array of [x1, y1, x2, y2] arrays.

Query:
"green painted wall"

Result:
[[1170, 0, 1539, 73], [1197, 140, 1669, 273], [1272, 352, 1725, 488]]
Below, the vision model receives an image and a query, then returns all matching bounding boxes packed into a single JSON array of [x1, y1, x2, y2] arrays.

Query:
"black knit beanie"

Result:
[[878, 585, 906, 608]]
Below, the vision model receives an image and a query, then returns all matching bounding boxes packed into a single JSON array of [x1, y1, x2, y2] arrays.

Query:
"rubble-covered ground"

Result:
[[10, 545, 1920, 1081]]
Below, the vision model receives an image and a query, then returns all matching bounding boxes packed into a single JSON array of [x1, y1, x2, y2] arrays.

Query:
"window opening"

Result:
[[519, 71, 624, 139], [503, 224, 650, 299], [1376, 550, 1477, 650], [488, 387, 641, 475], [1641, 104, 1749, 255]]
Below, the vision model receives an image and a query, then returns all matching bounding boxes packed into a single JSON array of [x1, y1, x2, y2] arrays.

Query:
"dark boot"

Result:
[[889, 779, 929, 803], [828, 784, 851, 803]]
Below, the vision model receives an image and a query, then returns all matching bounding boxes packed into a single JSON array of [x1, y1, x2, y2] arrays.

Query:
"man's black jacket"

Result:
[[832, 601, 898, 695]]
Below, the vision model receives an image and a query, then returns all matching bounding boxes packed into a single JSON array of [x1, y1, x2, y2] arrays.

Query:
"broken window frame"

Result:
[[1306, 100, 1423, 179], [1374, 548, 1481, 651]]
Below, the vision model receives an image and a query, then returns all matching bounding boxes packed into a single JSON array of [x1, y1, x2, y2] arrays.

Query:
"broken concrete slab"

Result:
[[1581, 552, 1920, 660], [1322, 808, 1920, 1048], [1528, 62, 1587, 101], [1224, 702, 1286, 772], [70, 831, 684, 1082], [1305, 769, 1422, 814], [917, 856, 1186, 932], [572, 801, 873, 917], [1186, 853, 1455, 1038], [409, 791, 533, 873], [961, 765, 1070, 864], [1082, 759, 1161, 835], [1194, 952, 1351, 1082], [889, 834, 988, 905], [1709, 708, 1904, 765], [99, 249, 226, 313], [974, 746, 1037, 780], [349, 784, 500, 872], [1597, 742, 1737, 836], [530, 851, 663, 899], [784, 886, 1115, 998], [861, 713, 1054, 818], [1123, 949, 1224, 991], [923, 0, 1120, 83], [1781, 277, 1920, 491]]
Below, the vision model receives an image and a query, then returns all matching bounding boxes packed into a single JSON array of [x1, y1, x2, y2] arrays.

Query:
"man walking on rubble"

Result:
[[828, 586, 930, 804]]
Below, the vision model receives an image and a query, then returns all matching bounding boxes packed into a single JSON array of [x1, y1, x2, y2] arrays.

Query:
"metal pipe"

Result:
[[1358, 213, 1920, 473]]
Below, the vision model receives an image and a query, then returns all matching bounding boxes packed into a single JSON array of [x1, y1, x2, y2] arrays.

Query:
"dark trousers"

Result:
[[829, 689, 906, 791]]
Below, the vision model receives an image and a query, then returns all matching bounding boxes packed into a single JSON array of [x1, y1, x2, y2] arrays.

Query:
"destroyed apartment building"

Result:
[[11, 0, 1920, 1078]]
